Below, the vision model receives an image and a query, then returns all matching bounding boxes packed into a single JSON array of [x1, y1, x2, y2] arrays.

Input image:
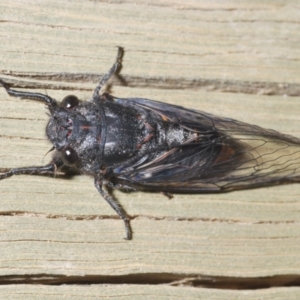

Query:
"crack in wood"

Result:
[[1, 72, 300, 96], [0, 273, 299, 289], [0, 211, 297, 225]]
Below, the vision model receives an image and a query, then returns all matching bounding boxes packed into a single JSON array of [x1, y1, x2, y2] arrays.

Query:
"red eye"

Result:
[[61, 95, 79, 109], [61, 146, 78, 166]]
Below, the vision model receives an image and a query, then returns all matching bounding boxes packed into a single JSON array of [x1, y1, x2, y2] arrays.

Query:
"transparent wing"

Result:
[[112, 97, 300, 192]]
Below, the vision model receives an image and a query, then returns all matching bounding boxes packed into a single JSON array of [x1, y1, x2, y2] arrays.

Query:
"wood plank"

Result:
[[0, 286, 300, 300], [0, 0, 300, 298]]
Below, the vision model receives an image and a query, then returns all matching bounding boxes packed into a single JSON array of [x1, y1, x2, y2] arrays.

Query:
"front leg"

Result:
[[0, 160, 63, 180], [92, 47, 123, 98], [94, 175, 132, 240]]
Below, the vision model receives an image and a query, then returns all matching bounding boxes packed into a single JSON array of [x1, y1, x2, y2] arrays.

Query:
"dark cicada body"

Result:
[[1, 47, 300, 240]]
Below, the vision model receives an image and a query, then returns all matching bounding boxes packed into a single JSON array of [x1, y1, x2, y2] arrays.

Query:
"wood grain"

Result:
[[0, 0, 300, 298]]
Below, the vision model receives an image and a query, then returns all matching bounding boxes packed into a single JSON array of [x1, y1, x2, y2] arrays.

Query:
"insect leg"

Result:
[[94, 176, 132, 240], [0, 79, 57, 107], [161, 191, 173, 199], [93, 47, 123, 98], [0, 164, 58, 180]]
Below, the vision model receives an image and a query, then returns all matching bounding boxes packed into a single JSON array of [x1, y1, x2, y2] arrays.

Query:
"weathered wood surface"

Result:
[[0, 0, 300, 298]]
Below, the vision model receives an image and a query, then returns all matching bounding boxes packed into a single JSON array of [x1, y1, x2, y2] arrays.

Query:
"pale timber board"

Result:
[[1, 286, 300, 300], [0, 0, 300, 298]]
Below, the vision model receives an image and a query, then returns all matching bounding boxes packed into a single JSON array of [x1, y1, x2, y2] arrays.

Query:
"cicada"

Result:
[[1, 48, 300, 239]]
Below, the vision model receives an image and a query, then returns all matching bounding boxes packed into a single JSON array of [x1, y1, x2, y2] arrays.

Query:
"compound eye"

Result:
[[61, 146, 78, 166], [61, 95, 79, 109]]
